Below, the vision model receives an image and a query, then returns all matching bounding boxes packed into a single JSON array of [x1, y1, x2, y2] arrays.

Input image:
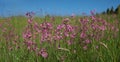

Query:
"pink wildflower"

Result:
[[85, 39, 91, 44], [38, 48, 48, 58], [28, 19, 32, 24], [67, 40, 72, 45], [99, 26, 106, 31], [80, 32, 86, 38]]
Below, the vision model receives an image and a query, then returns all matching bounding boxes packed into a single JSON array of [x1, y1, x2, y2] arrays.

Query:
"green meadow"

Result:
[[0, 14, 120, 62]]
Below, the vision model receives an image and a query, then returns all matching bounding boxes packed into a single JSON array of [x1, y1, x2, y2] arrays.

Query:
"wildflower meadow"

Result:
[[0, 11, 120, 62]]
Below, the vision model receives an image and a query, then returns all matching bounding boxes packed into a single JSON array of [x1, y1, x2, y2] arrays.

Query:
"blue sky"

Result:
[[0, 0, 120, 16]]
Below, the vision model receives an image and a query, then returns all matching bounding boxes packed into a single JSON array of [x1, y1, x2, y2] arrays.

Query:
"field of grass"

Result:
[[0, 13, 120, 62]]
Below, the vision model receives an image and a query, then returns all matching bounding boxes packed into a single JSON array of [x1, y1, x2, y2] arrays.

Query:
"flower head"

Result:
[[38, 48, 48, 58]]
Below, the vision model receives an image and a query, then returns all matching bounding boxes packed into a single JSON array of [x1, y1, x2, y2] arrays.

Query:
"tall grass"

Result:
[[0, 13, 120, 62]]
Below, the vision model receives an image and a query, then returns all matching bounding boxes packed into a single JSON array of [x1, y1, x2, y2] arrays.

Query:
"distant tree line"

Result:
[[102, 4, 120, 15]]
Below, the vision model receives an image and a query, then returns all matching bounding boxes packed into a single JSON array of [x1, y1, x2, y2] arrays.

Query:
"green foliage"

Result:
[[102, 4, 120, 15], [115, 5, 120, 15], [106, 8, 110, 14]]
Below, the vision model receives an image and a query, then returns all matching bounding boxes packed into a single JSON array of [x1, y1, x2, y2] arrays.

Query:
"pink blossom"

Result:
[[99, 26, 106, 31], [85, 39, 91, 44], [38, 48, 48, 58], [64, 32, 69, 37], [111, 26, 114, 30], [57, 24, 64, 30], [91, 24, 99, 30], [27, 46, 31, 50], [32, 47, 38, 52], [28, 19, 32, 24], [67, 40, 72, 45], [46, 22, 52, 29], [23, 31, 32, 39], [24, 40, 36, 51], [34, 22, 40, 32], [24, 40, 35, 48], [91, 16, 96, 21], [66, 25, 74, 32], [80, 32, 86, 39], [26, 12, 35, 18], [70, 34, 75, 38], [80, 18, 88, 25]]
